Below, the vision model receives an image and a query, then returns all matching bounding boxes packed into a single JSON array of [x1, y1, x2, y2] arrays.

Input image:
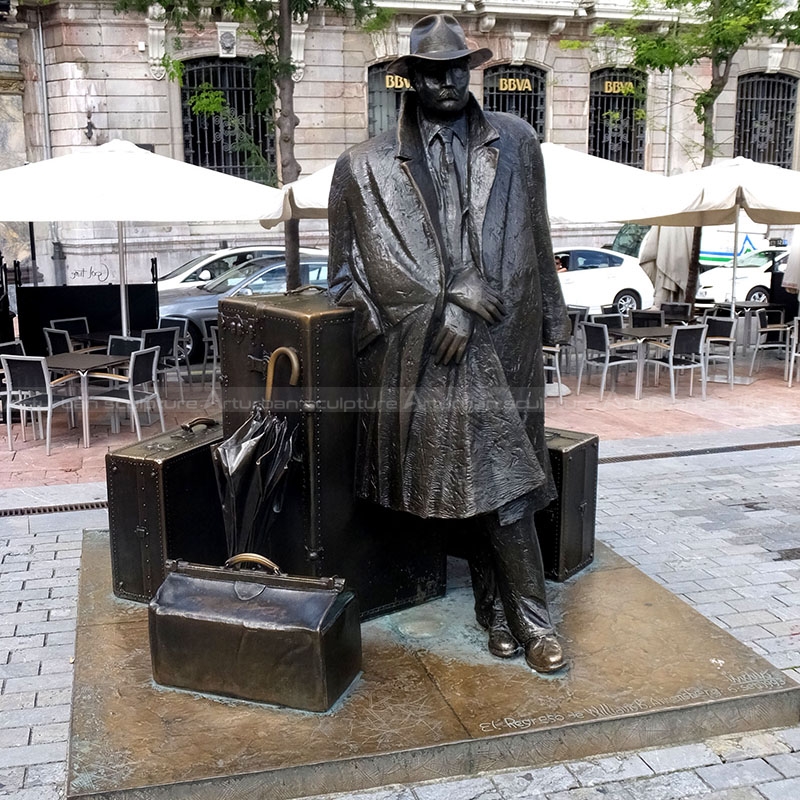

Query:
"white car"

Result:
[[695, 248, 788, 304], [553, 247, 655, 314], [157, 245, 327, 291]]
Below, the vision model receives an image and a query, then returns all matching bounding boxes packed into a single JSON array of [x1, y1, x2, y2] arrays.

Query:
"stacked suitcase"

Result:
[[218, 290, 447, 619]]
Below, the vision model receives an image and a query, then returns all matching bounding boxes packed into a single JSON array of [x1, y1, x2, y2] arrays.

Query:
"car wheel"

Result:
[[184, 321, 204, 364], [613, 290, 641, 316], [746, 286, 770, 303]]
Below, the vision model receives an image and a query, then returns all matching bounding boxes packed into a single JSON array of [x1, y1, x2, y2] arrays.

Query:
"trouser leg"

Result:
[[484, 511, 552, 643]]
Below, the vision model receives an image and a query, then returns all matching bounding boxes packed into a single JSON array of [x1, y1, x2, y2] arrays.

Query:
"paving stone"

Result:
[[0, 786, 61, 800], [566, 754, 653, 787], [318, 788, 415, 800], [765, 752, 800, 778], [0, 727, 29, 748], [24, 759, 66, 787], [696, 758, 783, 789], [639, 743, 720, 773], [3, 672, 73, 695], [414, 776, 501, 799], [491, 764, 577, 797], [546, 784, 635, 800], [707, 731, 792, 762], [0, 766, 25, 793], [775, 726, 800, 751], [759, 776, 800, 800], [0, 741, 67, 769]]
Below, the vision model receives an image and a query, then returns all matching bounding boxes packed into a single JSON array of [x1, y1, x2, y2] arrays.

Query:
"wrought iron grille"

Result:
[[589, 68, 646, 168], [735, 72, 797, 169], [368, 62, 407, 137], [482, 64, 546, 138], [181, 58, 276, 180]]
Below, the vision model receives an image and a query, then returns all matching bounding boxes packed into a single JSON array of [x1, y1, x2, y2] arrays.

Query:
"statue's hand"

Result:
[[446, 269, 506, 324], [433, 303, 473, 366]]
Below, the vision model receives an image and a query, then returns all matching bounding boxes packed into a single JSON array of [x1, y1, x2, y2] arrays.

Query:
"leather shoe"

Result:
[[524, 634, 566, 674], [488, 624, 521, 659]]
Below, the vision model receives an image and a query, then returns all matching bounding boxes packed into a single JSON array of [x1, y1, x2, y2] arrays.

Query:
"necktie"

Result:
[[436, 127, 463, 268]]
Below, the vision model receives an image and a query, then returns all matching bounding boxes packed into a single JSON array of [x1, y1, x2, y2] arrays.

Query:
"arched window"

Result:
[[367, 62, 408, 137], [181, 57, 276, 181], [735, 72, 797, 168], [589, 68, 647, 167], [482, 64, 547, 138]]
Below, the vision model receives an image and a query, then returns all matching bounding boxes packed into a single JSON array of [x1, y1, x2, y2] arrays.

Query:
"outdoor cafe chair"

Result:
[[0, 339, 26, 425], [0, 354, 79, 456], [201, 319, 219, 388], [44, 327, 103, 357], [576, 322, 639, 401], [660, 302, 693, 322], [630, 309, 665, 328], [645, 324, 708, 402], [50, 316, 90, 336], [159, 316, 192, 385], [89, 346, 165, 441], [108, 335, 143, 358], [788, 318, 800, 388], [542, 343, 563, 405], [590, 312, 624, 329], [749, 308, 790, 376], [705, 316, 737, 388], [142, 327, 184, 401]]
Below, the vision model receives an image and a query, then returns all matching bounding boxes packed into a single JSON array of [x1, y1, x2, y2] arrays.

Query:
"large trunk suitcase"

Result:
[[218, 290, 446, 619], [106, 417, 228, 602], [534, 427, 599, 581], [149, 555, 362, 712]]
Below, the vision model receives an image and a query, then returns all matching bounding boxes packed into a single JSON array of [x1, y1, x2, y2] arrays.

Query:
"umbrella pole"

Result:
[[730, 205, 739, 318], [118, 221, 130, 337]]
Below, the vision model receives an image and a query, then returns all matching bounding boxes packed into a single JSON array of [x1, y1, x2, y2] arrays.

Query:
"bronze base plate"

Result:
[[68, 530, 800, 799]]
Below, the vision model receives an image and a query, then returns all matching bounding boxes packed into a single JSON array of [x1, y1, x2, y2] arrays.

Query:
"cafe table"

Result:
[[609, 325, 676, 400], [714, 301, 773, 353], [46, 352, 129, 448]]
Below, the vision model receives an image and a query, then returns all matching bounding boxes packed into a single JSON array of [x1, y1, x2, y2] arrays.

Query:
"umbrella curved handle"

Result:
[[265, 346, 300, 402], [225, 553, 282, 574]]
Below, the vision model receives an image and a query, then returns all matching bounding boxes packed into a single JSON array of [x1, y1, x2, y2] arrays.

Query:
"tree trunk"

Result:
[[277, 0, 301, 289], [685, 227, 702, 304]]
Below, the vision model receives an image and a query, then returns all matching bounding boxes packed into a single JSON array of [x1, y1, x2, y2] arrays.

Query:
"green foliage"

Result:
[[559, 39, 587, 50], [360, 7, 395, 33]]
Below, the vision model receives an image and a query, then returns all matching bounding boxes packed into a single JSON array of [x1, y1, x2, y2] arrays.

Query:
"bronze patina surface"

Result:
[[68, 530, 800, 800]]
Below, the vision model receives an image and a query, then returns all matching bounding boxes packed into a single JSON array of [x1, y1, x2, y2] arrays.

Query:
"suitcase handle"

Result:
[[180, 417, 218, 432], [265, 346, 300, 402], [287, 285, 325, 295], [225, 553, 282, 574]]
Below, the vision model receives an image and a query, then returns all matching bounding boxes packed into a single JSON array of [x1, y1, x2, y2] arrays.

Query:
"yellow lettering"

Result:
[[521, 78, 532, 91], [604, 80, 613, 93], [604, 80, 637, 94], [499, 78, 509, 91], [384, 75, 410, 90]]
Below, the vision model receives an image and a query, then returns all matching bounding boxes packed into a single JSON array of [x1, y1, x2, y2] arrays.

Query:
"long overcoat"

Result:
[[328, 93, 570, 521]]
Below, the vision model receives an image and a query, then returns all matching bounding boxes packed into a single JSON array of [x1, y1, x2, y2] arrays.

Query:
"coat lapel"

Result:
[[466, 103, 500, 275]]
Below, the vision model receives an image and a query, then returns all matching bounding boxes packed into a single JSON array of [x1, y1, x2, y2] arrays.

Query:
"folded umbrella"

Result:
[[212, 347, 300, 557]]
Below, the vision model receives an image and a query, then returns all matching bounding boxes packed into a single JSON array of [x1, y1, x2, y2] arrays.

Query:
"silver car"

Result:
[[159, 254, 328, 360]]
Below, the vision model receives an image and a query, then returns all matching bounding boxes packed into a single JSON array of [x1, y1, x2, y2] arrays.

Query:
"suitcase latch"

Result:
[[247, 350, 271, 375]]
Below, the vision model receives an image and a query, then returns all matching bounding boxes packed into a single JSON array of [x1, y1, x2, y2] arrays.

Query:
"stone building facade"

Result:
[[1, 0, 799, 285]]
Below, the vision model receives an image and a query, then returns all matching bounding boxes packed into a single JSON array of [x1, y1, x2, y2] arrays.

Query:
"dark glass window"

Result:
[[181, 57, 276, 180], [735, 72, 797, 168], [368, 62, 408, 137], [589, 68, 646, 167], [483, 64, 546, 138]]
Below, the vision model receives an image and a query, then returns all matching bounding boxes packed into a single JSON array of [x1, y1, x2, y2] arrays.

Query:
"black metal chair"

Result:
[[576, 322, 638, 401], [159, 316, 192, 386], [705, 316, 737, 387], [660, 302, 693, 321], [142, 327, 184, 401], [0, 354, 78, 455], [50, 316, 90, 336], [0, 339, 26, 425], [645, 324, 708, 402], [630, 309, 665, 328], [749, 308, 790, 376], [90, 346, 166, 441]]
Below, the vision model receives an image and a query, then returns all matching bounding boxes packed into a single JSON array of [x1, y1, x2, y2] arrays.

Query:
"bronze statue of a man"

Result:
[[328, 14, 571, 673]]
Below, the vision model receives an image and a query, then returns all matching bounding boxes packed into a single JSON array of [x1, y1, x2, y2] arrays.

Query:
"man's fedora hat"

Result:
[[387, 14, 492, 79]]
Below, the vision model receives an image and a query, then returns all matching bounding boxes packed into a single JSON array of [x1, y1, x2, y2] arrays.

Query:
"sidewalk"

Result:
[[1, 351, 800, 798]]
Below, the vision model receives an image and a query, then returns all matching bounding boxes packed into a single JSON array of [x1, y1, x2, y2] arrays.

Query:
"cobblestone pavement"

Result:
[[3, 436, 800, 799]]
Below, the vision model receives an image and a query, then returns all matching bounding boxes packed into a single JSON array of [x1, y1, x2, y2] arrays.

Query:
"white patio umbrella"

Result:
[[260, 145, 693, 228], [0, 139, 286, 333], [623, 157, 800, 311]]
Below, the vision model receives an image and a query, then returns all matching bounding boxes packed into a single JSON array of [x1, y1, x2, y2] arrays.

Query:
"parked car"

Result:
[[157, 245, 327, 291], [553, 247, 655, 314], [159, 254, 328, 360], [695, 248, 789, 304]]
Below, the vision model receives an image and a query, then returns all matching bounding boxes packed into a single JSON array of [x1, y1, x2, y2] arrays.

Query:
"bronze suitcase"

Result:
[[535, 427, 599, 581], [149, 556, 361, 712], [106, 418, 228, 602], [218, 290, 446, 619]]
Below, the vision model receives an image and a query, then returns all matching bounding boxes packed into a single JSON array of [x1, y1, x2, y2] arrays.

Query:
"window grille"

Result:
[[181, 58, 276, 181], [735, 72, 797, 169], [482, 64, 546, 138], [368, 62, 407, 137], [589, 68, 646, 168]]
